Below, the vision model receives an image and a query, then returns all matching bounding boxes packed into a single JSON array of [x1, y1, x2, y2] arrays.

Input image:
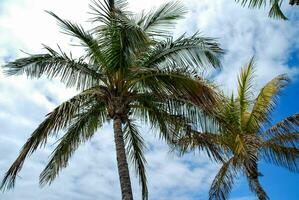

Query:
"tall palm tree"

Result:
[[177, 59, 299, 200], [235, 0, 299, 19], [0, 0, 223, 199]]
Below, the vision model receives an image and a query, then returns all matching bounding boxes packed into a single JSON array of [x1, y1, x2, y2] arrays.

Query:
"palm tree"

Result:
[[177, 59, 299, 200], [235, 0, 299, 20], [0, 0, 224, 199]]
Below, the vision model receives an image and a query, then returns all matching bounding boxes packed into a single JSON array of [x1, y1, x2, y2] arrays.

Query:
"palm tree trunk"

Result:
[[113, 117, 134, 200]]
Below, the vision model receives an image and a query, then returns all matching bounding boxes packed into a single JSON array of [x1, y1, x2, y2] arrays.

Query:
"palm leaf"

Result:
[[176, 131, 226, 162], [124, 119, 148, 200], [268, 0, 288, 19], [0, 91, 95, 190], [209, 156, 239, 200], [47, 11, 108, 69], [261, 142, 299, 172], [289, 0, 299, 5], [247, 74, 289, 132], [136, 1, 187, 38], [247, 177, 269, 200], [3, 46, 103, 90], [89, 0, 129, 24], [129, 68, 220, 114], [137, 33, 223, 70], [95, 12, 149, 73], [262, 113, 299, 149], [235, 0, 288, 20], [237, 58, 255, 130], [244, 162, 269, 200], [132, 96, 182, 142], [39, 103, 106, 185]]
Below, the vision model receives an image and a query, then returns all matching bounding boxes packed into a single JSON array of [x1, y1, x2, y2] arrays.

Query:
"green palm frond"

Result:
[[268, 0, 288, 19], [223, 94, 241, 131], [261, 115, 299, 172], [289, 0, 299, 5], [132, 96, 182, 142], [47, 11, 108, 69], [235, 0, 288, 20], [124, 119, 148, 200], [130, 68, 220, 113], [247, 74, 289, 132], [247, 177, 269, 200], [261, 142, 299, 172], [95, 14, 149, 73], [136, 1, 187, 39], [3, 46, 103, 90], [237, 58, 255, 129], [132, 92, 224, 145], [137, 33, 223, 70], [177, 131, 226, 162], [209, 156, 238, 200], [0, 91, 95, 190], [266, 132, 299, 148], [264, 113, 299, 139], [39, 103, 106, 185], [89, 0, 129, 24], [244, 162, 269, 200], [236, 0, 266, 7]]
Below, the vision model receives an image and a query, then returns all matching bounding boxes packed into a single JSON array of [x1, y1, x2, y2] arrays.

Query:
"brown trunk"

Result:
[[113, 117, 133, 200]]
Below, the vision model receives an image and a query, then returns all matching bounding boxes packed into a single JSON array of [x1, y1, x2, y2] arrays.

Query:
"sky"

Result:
[[0, 0, 298, 200]]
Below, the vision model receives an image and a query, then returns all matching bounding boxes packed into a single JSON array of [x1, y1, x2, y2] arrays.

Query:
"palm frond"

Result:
[[47, 11, 108, 69], [0, 91, 95, 191], [3, 46, 103, 90], [95, 12, 149, 73], [289, 0, 299, 5], [39, 103, 106, 185], [136, 1, 187, 39], [222, 94, 241, 132], [268, 0, 288, 20], [129, 68, 220, 114], [236, 0, 266, 8], [237, 58, 255, 129], [132, 95, 182, 142], [244, 162, 269, 200], [137, 33, 223, 70], [124, 119, 148, 200], [261, 142, 299, 172], [263, 113, 299, 149], [209, 156, 238, 200], [176, 131, 226, 162], [247, 74, 289, 132], [265, 132, 299, 148], [247, 177, 269, 200], [89, 0, 129, 24], [235, 0, 288, 20]]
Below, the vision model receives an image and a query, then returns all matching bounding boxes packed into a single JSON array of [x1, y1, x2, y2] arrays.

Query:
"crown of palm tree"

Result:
[[177, 58, 299, 200], [0, 1, 224, 199]]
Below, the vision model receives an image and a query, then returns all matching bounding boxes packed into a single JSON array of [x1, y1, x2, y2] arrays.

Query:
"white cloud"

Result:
[[0, 0, 298, 200], [177, 0, 299, 94]]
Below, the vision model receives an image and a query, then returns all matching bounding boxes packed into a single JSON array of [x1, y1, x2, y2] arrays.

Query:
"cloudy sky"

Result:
[[0, 0, 298, 200]]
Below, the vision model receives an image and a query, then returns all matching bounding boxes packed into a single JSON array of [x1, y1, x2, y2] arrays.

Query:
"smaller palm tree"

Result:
[[235, 0, 299, 20], [177, 58, 299, 200]]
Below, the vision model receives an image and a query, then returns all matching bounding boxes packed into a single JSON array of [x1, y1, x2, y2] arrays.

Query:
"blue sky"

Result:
[[0, 0, 298, 200]]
